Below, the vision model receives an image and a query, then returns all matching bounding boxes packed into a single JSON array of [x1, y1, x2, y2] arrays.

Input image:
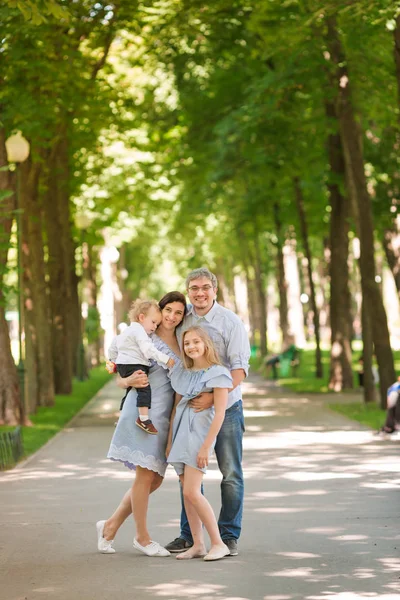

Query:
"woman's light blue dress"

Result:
[[167, 364, 232, 475], [107, 335, 179, 477]]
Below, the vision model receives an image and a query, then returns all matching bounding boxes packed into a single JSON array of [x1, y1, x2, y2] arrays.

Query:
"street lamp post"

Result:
[[5, 132, 30, 412]]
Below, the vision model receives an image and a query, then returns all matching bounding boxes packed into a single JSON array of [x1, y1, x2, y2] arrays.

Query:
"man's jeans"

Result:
[[180, 399, 245, 542]]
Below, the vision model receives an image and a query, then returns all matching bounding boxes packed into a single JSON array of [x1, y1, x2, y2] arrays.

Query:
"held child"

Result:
[[108, 299, 175, 435], [166, 326, 232, 561]]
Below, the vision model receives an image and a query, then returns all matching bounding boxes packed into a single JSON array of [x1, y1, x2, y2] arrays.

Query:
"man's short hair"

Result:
[[186, 267, 218, 289]]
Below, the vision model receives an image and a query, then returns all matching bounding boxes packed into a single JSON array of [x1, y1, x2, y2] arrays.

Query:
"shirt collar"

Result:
[[187, 301, 219, 322]]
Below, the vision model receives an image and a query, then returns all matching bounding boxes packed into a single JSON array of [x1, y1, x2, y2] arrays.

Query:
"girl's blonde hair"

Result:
[[129, 299, 161, 323], [181, 326, 222, 369]]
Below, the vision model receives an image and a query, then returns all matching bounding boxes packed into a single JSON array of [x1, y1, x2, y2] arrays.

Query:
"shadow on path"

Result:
[[0, 374, 399, 600]]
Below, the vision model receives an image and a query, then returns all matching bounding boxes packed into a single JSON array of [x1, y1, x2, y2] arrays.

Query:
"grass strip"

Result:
[[328, 402, 385, 431], [253, 348, 400, 394], [252, 347, 388, 430], [0, 366, 109, 460]]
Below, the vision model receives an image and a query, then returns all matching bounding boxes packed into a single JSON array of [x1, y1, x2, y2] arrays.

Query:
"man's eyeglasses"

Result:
[[188, 285, 214, 293]]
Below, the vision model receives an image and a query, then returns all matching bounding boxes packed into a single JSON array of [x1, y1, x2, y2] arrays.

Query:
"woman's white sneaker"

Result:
[[133, 538, 170, 557], [96, 520, 115, 554]]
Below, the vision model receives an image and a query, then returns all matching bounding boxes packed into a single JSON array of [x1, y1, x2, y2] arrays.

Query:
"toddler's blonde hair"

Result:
[[129, 299, 161, 323], [181, 326, 221, 369]]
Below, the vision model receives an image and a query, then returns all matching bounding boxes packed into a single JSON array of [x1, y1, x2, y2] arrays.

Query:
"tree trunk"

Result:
[[361, 298, 376, 403], [382, 228, 400, 295], [393, 15, 400, 113], [273, 202, 290, 345], [214, 256, 238, 313], [326, 15, 395, 408], [43, 144, 73, 393], [0, 129, 24, 424], [20, 156, 55, 408], [70, 245, 81, 377], [346, 169, 376, 403], [294, 177, 323, 378], [253, 234, 267, 355], [317, 238, 330, 332], [83, 241, 101, 367], [244, 263, 258, 349], [325, 100, 354, 390]]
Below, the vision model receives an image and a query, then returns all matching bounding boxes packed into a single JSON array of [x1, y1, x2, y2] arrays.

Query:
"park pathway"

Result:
[[0, 374, 399, 600]]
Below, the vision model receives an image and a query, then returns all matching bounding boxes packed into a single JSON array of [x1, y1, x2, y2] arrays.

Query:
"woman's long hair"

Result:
[[181, 326, 221, 369]]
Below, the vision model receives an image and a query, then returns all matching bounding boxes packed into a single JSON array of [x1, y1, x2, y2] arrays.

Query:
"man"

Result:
[[165, 267, 251, 556]]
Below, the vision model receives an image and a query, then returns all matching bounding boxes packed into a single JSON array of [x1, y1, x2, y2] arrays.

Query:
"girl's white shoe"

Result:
[[96, 520, 115, 554], [133, 538, 170, 557], [203, 544, 230, 561]]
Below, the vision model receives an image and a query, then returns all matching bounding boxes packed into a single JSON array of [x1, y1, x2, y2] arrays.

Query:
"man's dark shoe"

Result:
[[165, 537, 193, 553], [224, 539, 238, 556]]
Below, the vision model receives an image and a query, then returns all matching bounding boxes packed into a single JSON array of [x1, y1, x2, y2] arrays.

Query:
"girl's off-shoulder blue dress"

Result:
[[168, 364, 232, 475]]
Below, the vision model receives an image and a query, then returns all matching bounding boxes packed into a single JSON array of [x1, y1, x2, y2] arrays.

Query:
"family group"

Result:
[[96, 267, 251, 561]]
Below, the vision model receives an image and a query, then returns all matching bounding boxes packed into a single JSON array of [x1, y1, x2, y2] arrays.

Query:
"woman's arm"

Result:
[[197, 388, 228, 469], [166, 392, 183, 457]]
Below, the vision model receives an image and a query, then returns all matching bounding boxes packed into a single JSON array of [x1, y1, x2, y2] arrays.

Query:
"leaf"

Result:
[[0, 190, 13, 201]]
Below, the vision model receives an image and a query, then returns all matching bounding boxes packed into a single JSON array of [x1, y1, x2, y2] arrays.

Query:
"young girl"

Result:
[[166, 326, 233, 561]]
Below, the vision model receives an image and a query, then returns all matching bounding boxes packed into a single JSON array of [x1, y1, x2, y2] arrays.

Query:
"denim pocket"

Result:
[[227, 400, 242, 414]]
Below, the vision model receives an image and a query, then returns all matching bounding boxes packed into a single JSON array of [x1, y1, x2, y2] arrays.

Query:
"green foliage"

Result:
[[85, 305, 101, 344], [4, 0, 400, 413], [4, 0, 69, 25]]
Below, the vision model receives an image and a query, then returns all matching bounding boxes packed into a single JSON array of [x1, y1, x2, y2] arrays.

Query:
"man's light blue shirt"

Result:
[[177, 301, 251, 409]]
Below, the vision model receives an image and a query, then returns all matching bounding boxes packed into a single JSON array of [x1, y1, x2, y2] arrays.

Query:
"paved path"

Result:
[[0, 375, 399, 600]]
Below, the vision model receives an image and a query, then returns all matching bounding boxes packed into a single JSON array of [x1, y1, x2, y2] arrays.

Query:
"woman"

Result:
[[96, 291, 186, 557]]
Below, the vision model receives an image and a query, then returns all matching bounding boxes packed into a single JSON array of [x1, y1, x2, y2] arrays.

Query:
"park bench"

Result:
[[278, 348, 301, 378]]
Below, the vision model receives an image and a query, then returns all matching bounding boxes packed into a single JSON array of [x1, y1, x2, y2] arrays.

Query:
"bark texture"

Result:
[[83, 242, 101, 366], [244, 264, 258, 349], [20, 156, 54, 409], [361, 298, 376, 403], [382, 228, 400, 295], [325, 100, 354, 390], [43, 140, 74, 393], [0, 129, 23, 424], [253, 235, 267, 355], [327, 16, 395, 408], [274, 203, 290, 345], [393, 15, 400, 113]]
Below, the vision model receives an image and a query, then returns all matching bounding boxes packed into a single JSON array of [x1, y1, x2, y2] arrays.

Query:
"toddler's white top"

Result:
[[108, 323, 170, 367]]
